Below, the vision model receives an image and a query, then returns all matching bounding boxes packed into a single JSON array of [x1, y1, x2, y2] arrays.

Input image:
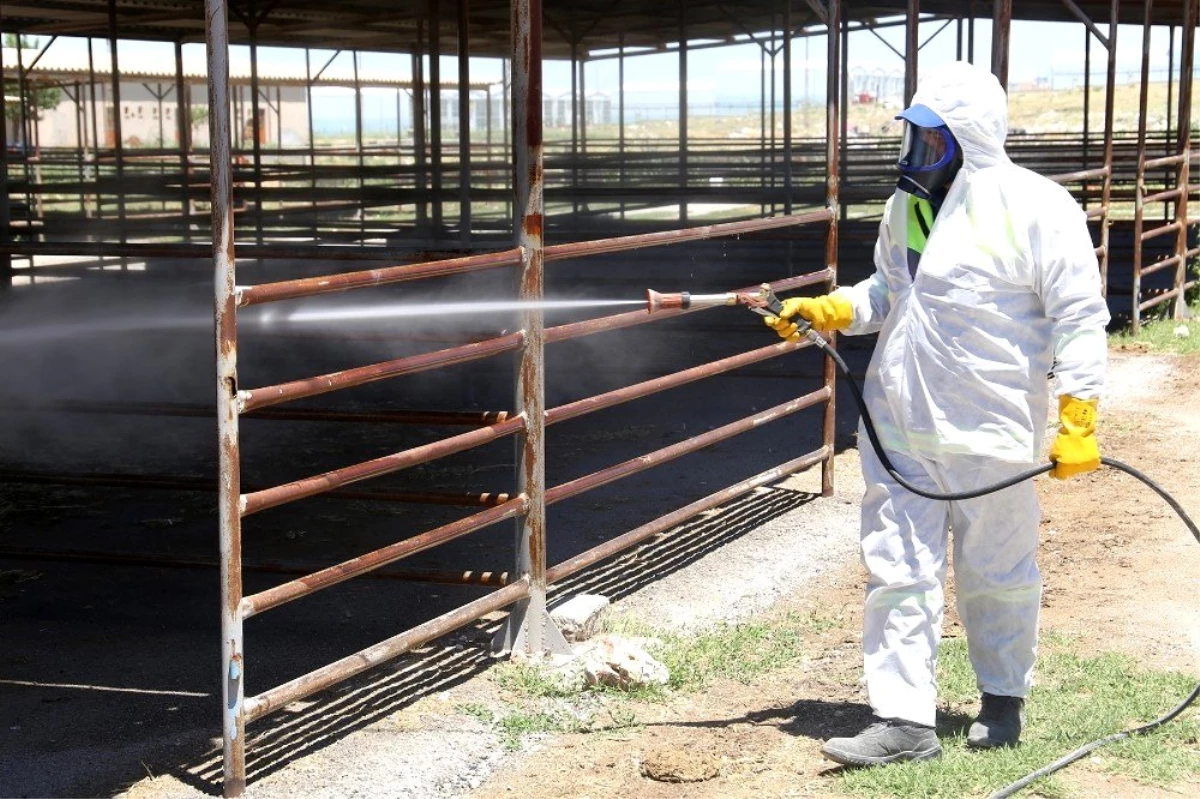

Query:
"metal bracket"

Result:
[[492, 598, 571, 657]]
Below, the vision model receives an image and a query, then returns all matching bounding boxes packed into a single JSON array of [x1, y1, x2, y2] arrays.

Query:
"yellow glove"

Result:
[[763, 294, 854, 340], [1049, 395, 1100, 479]]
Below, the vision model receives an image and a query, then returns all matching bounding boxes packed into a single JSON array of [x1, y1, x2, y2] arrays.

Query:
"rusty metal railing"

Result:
[[204, 0, 841, 794], [1131, 0, 1198, 331]]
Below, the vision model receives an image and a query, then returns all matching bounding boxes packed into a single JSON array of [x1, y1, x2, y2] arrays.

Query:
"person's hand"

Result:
[[763, 295, 854, 339], [1049, 395, 1100, 479]]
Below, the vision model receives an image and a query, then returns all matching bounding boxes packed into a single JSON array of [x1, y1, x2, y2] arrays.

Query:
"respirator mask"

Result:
[[895, 104, 963, 201]]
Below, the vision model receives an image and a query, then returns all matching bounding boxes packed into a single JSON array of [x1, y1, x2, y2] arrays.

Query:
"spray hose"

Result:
[[794, 323, 1200, 799]]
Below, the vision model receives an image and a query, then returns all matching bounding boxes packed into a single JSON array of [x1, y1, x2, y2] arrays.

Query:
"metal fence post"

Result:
[[205, 0, 246, 793], [494, 0, 569, 657]]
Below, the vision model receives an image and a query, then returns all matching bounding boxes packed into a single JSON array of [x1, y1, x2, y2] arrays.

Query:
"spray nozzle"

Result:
[[645, 284, 785, 317]]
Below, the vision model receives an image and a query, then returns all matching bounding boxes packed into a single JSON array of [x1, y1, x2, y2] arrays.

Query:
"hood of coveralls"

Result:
[[907, 61, 1012, 173]]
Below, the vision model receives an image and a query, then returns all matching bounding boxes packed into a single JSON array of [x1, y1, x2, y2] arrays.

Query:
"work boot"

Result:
[[967, 693, 1024, 748], [820, 718, 942, 767]]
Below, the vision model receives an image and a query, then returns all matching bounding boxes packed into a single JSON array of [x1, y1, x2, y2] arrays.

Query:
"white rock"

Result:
[[1173, 324, 1191, 339], [579, 635, 669, 690], [549, 594, 610, 642]]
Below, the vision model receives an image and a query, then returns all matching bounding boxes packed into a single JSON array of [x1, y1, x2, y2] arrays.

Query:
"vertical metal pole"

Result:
[[0, 42, 10, 291], [430, 0, 444, 231], [822, 0, 841, 498], [88, 38, 100, 220], [905, 0, 919, 106], [353, 51, 364, 244], [413, 25, 429, 230], [570, 40, 579, 220], [176, 40, 191, 233], [783, 0, 793, 216], [782, 0, 794, 275], [108, 0, 127, 262], [1171, 0, 1196, 319], [249, 21, 263, 245], [580, 51, 587, 158], [204, 0, 244, 792], [839, 17, 848, 223], [499, 0, 567, 658], [514, 0, 545, 647], [14, 37, 33, 244], [1099, 0, 1118, 297], [73, 85, 87, 216], [1132, 0, 1153, 333], [968, 0, 976, 63], [956, 15, 963, 60], [1083, 26, 1091, 212], [760, 45, 767, 214], [305, 49, 316, 241], [1167, 24, 1176, 173], [458, 0, 472, 244], [486, 85, 493, 147], [770, 25, 777, 211], [618, 34, 626, 220], [991, 0, 1011, 90], [679, 1, 688, 225]]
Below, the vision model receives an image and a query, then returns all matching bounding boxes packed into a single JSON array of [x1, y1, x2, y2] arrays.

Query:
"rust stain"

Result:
[[522, 212, 543, 238]]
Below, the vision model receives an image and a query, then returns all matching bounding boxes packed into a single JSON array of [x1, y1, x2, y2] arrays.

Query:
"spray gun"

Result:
[[646, 283, 786, 316], [646, 283, 819, 340]]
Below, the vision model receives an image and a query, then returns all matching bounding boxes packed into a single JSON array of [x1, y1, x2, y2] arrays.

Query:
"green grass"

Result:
[[473, 610, 839, 751], [1110, 300, 1200, 356], [837, 634, 1200, 799]]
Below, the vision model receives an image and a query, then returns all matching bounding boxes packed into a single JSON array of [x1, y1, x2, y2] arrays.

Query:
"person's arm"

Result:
[[1035, 197, 1110, 478], [765, 195, 902, 338]]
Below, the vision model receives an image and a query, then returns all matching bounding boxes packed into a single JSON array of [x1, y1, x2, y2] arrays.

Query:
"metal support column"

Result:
[[822, 0, 842, 497], [496, 0, 569, 657], [1099, 0, 1118, 295], [88, 38, 100, 220], [906, 0, 920, 106], [305, 49, 316, 240], [413, 25, 429, 230], [176, 40, 191, 233], [1, 42, 9, 291], [107, 0, 127, 266], [783, 0, 793, 215], [1132, 0, 1153, 332], [679, 1, 688, 224], [991, 0, 1011, 89], [204, 0, 245, 792], [430, 0, 444, 231], [618, 34, 626, 220], [458, 0, 471, 244], [1171, 0, 1196, 319], [353, 51, 364, 244], [570, 39, 579, 219]]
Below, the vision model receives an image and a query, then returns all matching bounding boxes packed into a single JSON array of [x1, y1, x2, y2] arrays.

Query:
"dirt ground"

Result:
[[467, 347, 1200, 799]]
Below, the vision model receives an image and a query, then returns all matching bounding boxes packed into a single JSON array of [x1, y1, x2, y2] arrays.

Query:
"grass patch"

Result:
[[837, 634, 1200, 798], [1110, 300, 1200, 356], [599, 610, 840, 694], [459, 700, 638, 751]]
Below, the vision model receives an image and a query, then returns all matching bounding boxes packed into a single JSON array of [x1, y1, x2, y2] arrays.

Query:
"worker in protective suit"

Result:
[[765, 61, 1109, 766]]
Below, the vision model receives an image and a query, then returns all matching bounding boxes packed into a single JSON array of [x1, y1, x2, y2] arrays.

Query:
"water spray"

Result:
[[645, 283, 785, 317]]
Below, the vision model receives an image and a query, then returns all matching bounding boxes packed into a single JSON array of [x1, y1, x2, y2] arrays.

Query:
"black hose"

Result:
[[803, 331, 1200, 798]]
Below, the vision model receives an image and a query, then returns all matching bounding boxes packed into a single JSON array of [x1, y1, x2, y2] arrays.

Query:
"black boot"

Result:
[[967, 693, 1024, 748], [821, 718, 942, 767]]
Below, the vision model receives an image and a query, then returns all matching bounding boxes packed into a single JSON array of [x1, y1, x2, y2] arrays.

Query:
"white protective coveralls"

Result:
[[832, 62, 1110, 727]]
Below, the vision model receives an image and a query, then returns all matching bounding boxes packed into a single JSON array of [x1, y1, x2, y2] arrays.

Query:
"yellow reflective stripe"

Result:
[[966, 193, 1006, 260], [906, 193, 932, 254]]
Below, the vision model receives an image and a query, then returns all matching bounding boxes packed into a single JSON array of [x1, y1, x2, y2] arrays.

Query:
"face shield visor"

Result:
[[895, 104, 963, 201]]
